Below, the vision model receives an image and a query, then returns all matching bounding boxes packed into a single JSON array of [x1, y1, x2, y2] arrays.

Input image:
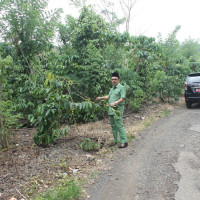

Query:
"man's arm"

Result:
[[96, 96, 109, 100]]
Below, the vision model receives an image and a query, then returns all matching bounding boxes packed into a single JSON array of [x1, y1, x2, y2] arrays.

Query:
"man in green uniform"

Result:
[[96, 72, 128, 148]]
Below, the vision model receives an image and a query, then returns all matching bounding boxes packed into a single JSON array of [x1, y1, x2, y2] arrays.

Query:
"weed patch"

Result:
[[33, 179, 81, 200]]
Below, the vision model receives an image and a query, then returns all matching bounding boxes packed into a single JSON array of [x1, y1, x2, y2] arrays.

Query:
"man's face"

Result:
[[111, 76, 120, 86]]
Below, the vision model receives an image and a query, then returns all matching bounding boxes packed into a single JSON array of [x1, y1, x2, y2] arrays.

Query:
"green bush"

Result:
[[0, 100, 22, 149], [151, 70, 183, 102], [27, 72, 70, 147], [81, 138, 100, 152]]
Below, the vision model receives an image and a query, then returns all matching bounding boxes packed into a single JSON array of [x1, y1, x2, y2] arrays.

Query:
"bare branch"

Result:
[[119, 0, 138, 32]]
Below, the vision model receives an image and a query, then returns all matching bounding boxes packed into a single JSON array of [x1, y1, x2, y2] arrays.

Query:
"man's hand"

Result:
[[96, 97, 101, 100], [109, 102, 116, 107]]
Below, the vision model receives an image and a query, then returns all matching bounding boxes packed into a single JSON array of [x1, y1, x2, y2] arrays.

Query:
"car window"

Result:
[[188, 76, 200, 82]]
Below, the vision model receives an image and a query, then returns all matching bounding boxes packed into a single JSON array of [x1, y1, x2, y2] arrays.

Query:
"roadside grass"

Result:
[[143, 115, 155, 128], [143, 108, 171, 128], [126, 105, 174, 139], [33, 178, 81, 200], [127, 133, 135, 142], [160, 109, 171, 117]]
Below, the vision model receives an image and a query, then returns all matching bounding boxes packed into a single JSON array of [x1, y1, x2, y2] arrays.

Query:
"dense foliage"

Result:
[[1, 1, 200, 148]]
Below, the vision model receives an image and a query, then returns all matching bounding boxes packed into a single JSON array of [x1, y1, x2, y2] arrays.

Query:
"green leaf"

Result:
[[46, 109, 51, 117]]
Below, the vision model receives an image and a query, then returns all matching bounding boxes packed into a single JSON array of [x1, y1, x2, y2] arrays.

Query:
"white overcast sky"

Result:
[[48, 0, 200, 42]]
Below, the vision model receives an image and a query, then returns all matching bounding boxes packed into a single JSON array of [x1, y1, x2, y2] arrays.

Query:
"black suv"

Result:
[[184, 72, 200, 108]]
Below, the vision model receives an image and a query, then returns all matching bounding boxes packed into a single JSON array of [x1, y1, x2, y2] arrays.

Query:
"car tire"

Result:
[[186, 101, 192, 108]]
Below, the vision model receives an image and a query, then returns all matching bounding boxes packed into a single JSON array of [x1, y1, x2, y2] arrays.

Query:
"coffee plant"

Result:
[[81, 138, 100, 152]]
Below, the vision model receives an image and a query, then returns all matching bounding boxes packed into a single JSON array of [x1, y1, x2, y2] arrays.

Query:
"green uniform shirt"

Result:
[[108, 83, 126, 115]]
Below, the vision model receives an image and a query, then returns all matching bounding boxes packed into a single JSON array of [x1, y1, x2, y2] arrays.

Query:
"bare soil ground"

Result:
[[0, 100, 183, 200]]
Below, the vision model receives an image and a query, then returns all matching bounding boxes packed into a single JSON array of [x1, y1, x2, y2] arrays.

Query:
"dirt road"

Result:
[[86, 104, 200, 200]]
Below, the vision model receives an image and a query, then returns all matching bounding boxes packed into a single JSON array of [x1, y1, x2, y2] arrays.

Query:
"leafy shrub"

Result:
[[151, 70, 183, 102], [0, 55, 22, 149], [126, 87, 145, 112], [0, 100, 22, 149], [81, 138, 100, 152], [31, 101, 69, 147], [28, 72, 69, 147]]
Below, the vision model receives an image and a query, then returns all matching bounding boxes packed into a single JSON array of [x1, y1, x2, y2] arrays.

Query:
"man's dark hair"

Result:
[[112, 72, 120, 78]]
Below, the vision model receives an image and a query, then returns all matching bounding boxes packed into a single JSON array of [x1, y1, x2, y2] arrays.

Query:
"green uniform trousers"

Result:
[[109, 114, 127, 144]]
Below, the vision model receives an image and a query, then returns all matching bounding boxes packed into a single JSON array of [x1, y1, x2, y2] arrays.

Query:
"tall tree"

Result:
[[99, 0, 125, 29], [70, 6, 108, 64], [0, 0, 62, 69], [180, 38, 200, 60], [157, 25, 181, 73], [120, 0, 138, 32], [93, 0, 137, 32], [180, 38, 200, 72], [70, 0, 138, 32], [68, 0, 87, 8]]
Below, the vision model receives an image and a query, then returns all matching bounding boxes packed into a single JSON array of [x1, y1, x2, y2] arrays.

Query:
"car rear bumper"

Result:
[[185, 96, 200, 102]]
